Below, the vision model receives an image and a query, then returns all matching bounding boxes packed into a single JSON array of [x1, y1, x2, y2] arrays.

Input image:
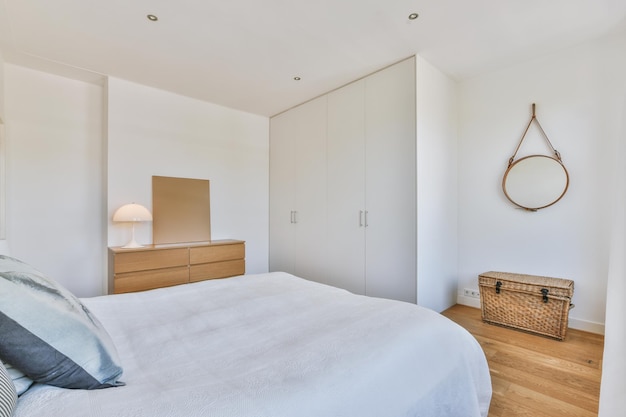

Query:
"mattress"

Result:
[[14, 272, 491, 416]]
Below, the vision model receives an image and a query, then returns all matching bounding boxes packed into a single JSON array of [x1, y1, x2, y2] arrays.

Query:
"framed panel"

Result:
[[152, 176, 211, 244]]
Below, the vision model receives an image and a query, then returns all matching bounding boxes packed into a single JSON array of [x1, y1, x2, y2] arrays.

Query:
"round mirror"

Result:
[[502, 155, 569, 211]]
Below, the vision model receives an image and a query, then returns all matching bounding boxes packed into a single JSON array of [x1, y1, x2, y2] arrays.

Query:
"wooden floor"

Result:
[[442, 305, 604, 417]]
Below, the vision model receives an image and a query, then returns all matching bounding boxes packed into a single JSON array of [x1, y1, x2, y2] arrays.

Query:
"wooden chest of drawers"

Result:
[[108, 240, 245, 294]]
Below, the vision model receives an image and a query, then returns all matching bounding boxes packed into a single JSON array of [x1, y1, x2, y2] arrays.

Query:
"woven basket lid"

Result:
[[480, 271, 573, 289]]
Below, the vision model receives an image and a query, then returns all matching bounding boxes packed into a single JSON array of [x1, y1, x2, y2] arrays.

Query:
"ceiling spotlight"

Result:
[[408, 13, 419, 20], [293, 76, 301, 81], [147, 14, 158, 21]]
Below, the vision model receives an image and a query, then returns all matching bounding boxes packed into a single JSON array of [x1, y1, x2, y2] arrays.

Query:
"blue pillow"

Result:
[[0, 360, 17, 417], [0, 255, 124, 389]]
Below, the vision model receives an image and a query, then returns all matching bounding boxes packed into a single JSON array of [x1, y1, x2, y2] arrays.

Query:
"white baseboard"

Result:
[[568, 318, 605, 335], [456, 296, 605, 335]]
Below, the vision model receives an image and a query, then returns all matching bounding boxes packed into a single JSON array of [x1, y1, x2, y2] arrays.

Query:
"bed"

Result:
[[1, 256, 491, 417]]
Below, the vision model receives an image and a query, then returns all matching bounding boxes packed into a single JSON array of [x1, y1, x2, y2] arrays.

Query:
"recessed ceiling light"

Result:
[[147, 14, 158, 21], [408, 13, 419, 20], [293, 76, 301, 81]]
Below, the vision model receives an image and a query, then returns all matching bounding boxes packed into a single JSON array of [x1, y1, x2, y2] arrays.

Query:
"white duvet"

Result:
[[15, 272, 491, 417]]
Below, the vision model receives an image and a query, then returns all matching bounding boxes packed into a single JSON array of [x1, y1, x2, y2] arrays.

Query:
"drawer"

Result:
[[114, 266, 189, 294], [189, 243, 245, 265], [114, 248, 189, 273], [189, 259, 245, 282]]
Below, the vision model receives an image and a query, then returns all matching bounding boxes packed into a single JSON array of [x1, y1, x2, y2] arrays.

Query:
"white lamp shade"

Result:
[[113, 203, 153, 222]]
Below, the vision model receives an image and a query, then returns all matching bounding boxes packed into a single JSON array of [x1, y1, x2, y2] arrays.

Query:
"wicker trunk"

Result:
[[479, 271, 574, 340]]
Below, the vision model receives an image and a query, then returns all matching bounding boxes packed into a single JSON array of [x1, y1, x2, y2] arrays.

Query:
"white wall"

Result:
[[456, 30, 626, 333], [0, 49, 7, 253], [415, 56, 459, 312], [1, 68, 269, 297], [597, 88, 626, 417], [0, 49, 4, 117], [106, 77, 269, 278], [4, 64, 105, 297]]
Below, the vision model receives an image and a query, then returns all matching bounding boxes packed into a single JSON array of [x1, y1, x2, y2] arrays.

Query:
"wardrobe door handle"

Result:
[[359, 210, 364, 227], [364, 210, 369, 228]]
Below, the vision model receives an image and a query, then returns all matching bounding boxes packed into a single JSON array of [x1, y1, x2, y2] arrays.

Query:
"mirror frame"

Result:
[[502, 154, 569, 211]]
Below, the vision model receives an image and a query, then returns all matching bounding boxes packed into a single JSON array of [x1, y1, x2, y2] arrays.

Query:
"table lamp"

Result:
[[113, 203, 153, 248]]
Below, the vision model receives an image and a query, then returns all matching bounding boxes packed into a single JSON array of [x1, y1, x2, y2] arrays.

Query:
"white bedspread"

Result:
[[15, 272, 491, 417]]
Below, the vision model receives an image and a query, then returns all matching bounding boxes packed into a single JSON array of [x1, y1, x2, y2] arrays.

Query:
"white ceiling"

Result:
[[0, 0, 624, 117]]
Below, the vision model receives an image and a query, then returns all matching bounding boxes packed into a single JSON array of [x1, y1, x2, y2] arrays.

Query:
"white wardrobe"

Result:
[[269, 57, 416, 303]]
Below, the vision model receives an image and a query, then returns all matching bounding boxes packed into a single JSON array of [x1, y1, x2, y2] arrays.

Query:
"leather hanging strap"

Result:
[[508, 103, 562, 167]]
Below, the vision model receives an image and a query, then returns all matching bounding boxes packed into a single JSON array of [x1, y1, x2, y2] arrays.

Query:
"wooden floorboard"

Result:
[[441, 304, 604, 417]]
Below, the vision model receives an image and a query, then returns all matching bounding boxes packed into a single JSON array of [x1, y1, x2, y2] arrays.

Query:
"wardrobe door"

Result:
[[292, 96, 328, 282], [327, 80, 366, 294], [269, 111, 297, 274], [364, 57, 417, 303]]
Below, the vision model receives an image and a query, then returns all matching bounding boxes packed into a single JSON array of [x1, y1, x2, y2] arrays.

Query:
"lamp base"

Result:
[[121, 239, 144, 249]]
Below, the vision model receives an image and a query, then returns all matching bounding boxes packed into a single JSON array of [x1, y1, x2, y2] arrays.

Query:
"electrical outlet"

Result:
[[463, 288, 480, 299]]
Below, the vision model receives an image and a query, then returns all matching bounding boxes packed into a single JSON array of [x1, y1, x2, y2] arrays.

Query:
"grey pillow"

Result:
[[0, 255, 124, 389], [0, 360, 17, 417]]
